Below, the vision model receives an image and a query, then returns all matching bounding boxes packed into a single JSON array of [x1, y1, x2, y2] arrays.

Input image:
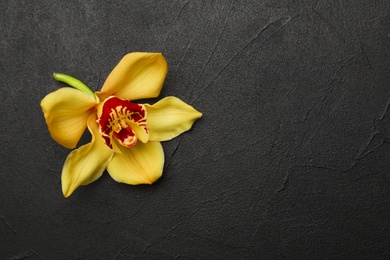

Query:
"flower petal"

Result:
[[144, 96, 202, 141], [107, 141, 164, 185], [41, 88, 98, 149], [99, 52, 168, 100], [62, 114, 114, 198]]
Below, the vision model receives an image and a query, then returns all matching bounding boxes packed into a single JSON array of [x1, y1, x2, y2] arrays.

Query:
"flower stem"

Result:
[[53, 72, 94, 97]]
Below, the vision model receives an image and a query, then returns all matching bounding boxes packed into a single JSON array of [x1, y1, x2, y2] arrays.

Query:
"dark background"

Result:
[[1, 0, 390, 259]]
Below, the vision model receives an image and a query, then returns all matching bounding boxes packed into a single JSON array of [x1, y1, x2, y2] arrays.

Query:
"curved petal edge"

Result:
[[107, 141, 164, 185], [99, 52, 168, 100], [61, 114, 113, 198], [145, 96, 202, 142], [41, 88, 98, 149]]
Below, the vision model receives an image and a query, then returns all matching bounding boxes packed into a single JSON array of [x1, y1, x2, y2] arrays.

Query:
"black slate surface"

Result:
[[1, 0, 390, 259]]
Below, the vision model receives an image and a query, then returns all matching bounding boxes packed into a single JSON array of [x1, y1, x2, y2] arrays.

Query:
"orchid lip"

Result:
[[97, 96, 149, 149]]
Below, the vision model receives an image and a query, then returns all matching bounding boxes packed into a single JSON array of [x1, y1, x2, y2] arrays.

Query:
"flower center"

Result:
[[98, 96, 148, 149]]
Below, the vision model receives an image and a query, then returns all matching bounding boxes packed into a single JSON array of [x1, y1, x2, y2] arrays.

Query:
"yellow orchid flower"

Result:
[[41, 52, 202, 198]]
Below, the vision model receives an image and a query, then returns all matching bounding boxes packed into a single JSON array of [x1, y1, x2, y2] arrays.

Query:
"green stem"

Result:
[[53, 72, 94, 97]]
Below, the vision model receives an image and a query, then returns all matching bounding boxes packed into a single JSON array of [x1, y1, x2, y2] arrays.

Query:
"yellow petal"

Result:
[[62, 114, 114, 198], [107, 141, 164, 185], [98, 52, 168, 100], [41, 88, 98, 149], [144, 96, 202, 141]]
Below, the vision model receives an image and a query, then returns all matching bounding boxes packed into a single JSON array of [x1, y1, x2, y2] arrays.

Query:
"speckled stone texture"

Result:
[[1, 0, 389, 259]]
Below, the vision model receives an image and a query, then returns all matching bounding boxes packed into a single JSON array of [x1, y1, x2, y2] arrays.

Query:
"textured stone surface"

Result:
[[1, 0, 389, 258]]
